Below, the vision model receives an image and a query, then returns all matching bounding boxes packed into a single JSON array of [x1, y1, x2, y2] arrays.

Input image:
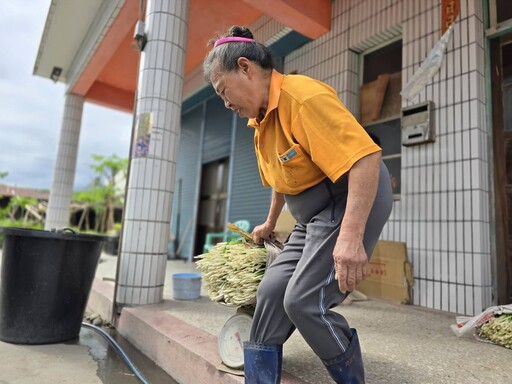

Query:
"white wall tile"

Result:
[[217, 0, 499, 316], [449, 284, 457, 312], [427, 280, 434, 308], [441, 282, 449, 311]]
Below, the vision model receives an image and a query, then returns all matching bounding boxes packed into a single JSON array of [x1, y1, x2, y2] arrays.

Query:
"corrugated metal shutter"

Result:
[[170, 105, 203, 260], [202, 97, 232, 164], [228, 117, 271, 230]]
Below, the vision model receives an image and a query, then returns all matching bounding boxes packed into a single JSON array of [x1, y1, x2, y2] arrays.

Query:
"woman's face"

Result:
[[211, 59, 266, 119]]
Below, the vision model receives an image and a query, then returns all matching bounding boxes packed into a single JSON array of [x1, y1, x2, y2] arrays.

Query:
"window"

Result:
[[495, 0, 512, 24], [360, 39, 402, 197]]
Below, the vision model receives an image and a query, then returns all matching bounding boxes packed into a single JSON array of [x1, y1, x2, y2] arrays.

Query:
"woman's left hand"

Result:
[[333, 234, 369, 294]]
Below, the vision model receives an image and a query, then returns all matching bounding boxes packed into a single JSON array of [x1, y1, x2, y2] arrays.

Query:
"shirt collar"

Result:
[[248, 69, 284, 130]]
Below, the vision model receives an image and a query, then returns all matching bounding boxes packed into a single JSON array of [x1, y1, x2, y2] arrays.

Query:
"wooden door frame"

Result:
[[194, 157, 230, 255], [490, 35, 512, 304]]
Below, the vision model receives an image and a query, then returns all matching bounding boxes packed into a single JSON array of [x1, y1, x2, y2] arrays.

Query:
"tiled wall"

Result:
[[283, 0, 492, 315], [45, 93, 84, 231], [117, 0, 189, 306]]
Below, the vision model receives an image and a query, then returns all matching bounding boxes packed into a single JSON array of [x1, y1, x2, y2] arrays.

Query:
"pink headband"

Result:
[[214, 37, 255, 48]]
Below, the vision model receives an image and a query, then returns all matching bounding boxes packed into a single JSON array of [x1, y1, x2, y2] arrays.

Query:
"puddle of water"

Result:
[[74, 326, 178, 384]]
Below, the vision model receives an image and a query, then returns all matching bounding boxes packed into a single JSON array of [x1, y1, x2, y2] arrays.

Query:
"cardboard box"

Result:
[[274, 209, 296, 243], [274, 209, 296, 234], [274, 212, 413, 305], [359, 74, 390, 125], [357, 240, 413, 305]]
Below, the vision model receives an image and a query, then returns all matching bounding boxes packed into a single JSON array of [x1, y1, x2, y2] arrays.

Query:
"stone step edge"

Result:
[[87, 278, 308, 384], [118, 303, 245, 384]]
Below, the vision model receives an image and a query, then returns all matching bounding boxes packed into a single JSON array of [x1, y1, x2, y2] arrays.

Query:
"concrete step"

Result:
[[87, 278, 309, 384], [89, 258, 512, 384]]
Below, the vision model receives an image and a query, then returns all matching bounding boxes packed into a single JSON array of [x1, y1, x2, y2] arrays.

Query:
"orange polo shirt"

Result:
[[248, 70, 381, 195]]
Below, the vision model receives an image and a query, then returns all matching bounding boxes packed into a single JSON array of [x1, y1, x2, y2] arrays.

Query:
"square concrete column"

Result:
[[116, 0, 189, 306], [45, 93, 84, 231]]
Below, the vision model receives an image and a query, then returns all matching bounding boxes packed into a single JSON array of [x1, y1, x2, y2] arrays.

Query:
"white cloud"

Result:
[[0, 1, 132, 191], [76, 104, 132, 190]]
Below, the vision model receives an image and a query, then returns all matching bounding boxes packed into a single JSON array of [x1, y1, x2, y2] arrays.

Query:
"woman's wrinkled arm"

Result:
[[333, 151, 381, 293], [252, 189, 285, 243]]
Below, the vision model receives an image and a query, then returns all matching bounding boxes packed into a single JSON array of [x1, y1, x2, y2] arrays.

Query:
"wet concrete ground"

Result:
[[78, 325, 178, 384], [0, 327, 177, 384], [0, 324, 178, 384]]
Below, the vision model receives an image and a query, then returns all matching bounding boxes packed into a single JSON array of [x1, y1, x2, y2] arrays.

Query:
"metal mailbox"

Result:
[[401, 101, 435, 146]]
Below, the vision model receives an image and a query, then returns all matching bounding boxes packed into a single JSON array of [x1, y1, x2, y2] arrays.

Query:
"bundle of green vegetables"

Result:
[[195, 223, 282, 306], [452, 305, 512, 350], [477, 314, 512, 349], [195, 239, 267, 306]]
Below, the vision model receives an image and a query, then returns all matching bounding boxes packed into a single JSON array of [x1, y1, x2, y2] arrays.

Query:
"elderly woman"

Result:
[[203, 26, 393, 384]]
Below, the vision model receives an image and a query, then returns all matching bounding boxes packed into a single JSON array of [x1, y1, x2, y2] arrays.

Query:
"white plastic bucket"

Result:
[[172, 273, 202, 300]]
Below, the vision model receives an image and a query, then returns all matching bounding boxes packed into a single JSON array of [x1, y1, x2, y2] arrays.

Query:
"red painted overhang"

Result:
[[71, 0, 331, 112]]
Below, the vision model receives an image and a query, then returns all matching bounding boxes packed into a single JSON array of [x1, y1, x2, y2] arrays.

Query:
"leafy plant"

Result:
[[0, 195, 44, 248], [72, 154, 127, 234], [73, 187, 105, 232], [5, 196, 38, 223]]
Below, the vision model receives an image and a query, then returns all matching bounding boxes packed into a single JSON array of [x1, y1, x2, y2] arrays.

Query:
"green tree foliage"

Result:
[[0, 195, 43, 232], [5, 196, 38, 220], [0, 173, 44, 248], [73, 154, 128, 233], [73, 186, 105, 232]]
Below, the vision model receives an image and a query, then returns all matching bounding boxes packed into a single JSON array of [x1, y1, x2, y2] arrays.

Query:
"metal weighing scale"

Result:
[[217, 306, 255, 369], [212, 225, 283, 369]]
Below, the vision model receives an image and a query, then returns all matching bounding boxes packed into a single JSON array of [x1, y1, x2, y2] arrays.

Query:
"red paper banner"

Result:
[[442, 0, 460, 34]]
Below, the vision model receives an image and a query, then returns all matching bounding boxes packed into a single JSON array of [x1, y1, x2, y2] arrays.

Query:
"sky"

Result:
[[0, 1, 132, 191]]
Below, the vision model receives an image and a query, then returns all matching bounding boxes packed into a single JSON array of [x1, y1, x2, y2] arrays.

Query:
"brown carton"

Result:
[[357, 240, 413, 305], [275, 211, 413, 305]]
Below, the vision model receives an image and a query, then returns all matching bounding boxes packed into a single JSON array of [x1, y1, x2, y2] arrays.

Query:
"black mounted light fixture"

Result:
[[50, 66, 62, 83], [133, 0, 147, 51], [133, 20, 147, 51]]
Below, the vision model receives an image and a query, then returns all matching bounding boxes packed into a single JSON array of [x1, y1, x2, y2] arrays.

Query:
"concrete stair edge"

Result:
[[87, 278, 309, 384]]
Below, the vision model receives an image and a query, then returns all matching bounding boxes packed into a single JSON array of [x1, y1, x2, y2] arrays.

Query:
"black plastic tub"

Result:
[[0, 227, 106, 344]]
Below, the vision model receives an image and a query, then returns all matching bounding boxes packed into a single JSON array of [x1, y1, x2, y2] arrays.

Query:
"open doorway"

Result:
[[194, 157, 229, 255], [490, 34, 512, 304]]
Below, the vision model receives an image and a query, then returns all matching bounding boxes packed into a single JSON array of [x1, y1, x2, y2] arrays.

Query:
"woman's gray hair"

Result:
[[203, 26, 274, 83]]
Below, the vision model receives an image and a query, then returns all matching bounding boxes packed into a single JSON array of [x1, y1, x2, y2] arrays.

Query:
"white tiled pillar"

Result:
[[116, 0, 189, 306], [45, 93, 84, 230]]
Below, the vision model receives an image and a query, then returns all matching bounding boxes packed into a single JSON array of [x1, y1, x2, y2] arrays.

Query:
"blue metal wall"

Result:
[[227, 116, 271, 231], [171, 101, 271, 260], [170, 105, 203, 260], [202, 97, 232, 164]]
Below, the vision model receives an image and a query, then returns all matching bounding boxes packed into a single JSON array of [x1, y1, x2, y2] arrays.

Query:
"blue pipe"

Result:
[[81, 322, 149, 384]]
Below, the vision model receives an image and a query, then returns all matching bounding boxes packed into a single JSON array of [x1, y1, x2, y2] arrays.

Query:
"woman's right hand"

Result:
[[251, 222, 274, 244], [253, 189, 285, 244]]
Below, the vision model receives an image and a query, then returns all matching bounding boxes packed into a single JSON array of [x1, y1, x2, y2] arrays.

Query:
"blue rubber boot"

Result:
[[243, 342, 282, 384], [322, 329, 366, 384]]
